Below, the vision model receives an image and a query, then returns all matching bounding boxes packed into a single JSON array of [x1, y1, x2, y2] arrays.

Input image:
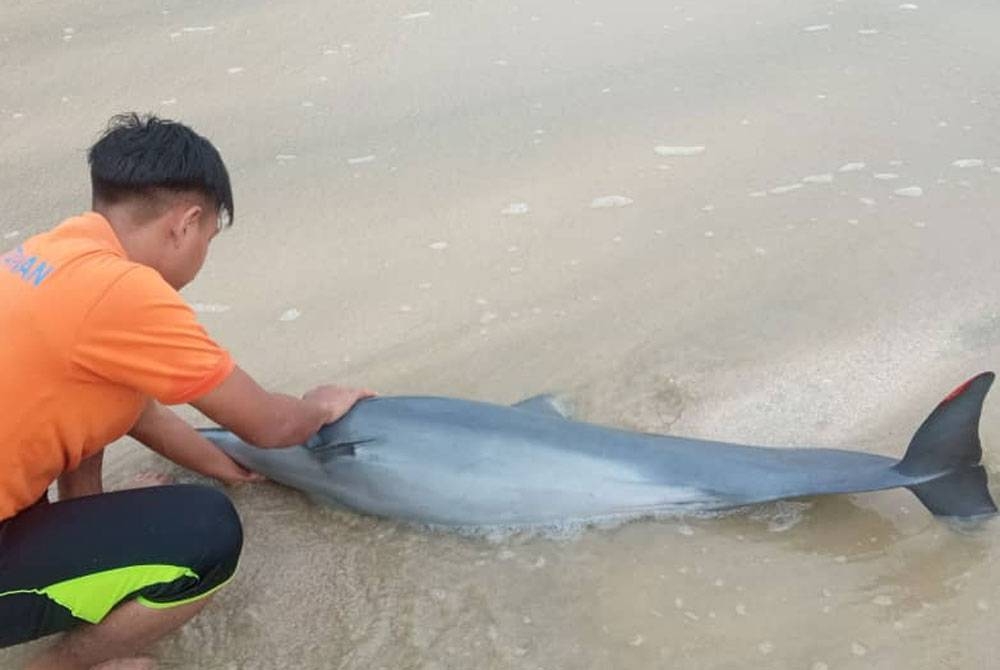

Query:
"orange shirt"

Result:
[[0, 212, 234, 520]]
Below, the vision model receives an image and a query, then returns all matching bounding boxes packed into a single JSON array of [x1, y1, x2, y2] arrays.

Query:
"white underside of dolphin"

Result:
[[199, 372, 997, 529]]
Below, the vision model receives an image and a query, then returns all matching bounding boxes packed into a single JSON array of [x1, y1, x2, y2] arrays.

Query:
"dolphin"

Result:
[[199, 372, 997, 529]]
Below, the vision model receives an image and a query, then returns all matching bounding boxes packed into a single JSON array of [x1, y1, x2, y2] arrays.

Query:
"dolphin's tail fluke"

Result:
[[895, 372, 997, 517]]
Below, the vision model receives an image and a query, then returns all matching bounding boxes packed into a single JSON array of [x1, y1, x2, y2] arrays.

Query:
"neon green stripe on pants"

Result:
[[0, 564, 199, 623]]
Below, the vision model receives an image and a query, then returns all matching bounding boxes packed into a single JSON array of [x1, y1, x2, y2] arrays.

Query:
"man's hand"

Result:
[[302, 385, 377, 425], [214, 461, 266, 486]]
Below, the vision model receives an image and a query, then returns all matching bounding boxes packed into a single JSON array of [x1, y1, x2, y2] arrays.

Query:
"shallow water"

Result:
[[3, 0, 999, 667]]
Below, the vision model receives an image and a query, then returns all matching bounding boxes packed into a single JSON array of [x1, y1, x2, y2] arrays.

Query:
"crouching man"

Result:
[[0, 113, 374, 669]]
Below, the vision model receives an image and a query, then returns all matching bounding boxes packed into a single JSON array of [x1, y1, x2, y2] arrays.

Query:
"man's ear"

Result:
[[170, 204, 203, 247]]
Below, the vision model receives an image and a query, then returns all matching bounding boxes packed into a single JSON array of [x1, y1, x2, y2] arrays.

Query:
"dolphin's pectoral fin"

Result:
[[511, 394, 574, 419], [306, 438, 373, 464]]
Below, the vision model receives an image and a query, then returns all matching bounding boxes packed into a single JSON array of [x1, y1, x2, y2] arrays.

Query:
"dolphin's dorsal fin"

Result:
[[511, 394, 574, 419]]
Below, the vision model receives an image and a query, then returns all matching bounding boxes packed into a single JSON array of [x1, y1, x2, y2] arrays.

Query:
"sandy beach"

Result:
[[2, 0, 999, 667]]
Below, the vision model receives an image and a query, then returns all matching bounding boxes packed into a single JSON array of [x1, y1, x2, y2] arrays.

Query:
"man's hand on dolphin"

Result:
[[303, 385, 379, 425], [221, 461, 268, 485]]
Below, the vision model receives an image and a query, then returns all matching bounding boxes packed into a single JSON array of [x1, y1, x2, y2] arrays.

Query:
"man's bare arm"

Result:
[[129, 400, 264, 484], [191, 365, 376, 449]]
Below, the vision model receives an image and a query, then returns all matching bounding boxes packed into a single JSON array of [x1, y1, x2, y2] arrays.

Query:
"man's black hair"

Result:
[[88, 113, 234, 227]]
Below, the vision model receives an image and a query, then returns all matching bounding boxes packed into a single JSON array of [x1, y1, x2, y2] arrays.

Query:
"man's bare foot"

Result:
[[125, 471, 175, 489], [91, 656, 157, 670]]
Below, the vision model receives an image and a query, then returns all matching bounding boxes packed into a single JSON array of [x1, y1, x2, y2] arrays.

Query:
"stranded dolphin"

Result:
[[199, 372, 997, 528]]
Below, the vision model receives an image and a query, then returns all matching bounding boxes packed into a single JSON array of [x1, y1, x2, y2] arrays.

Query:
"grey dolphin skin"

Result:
[[199, 372, 997, 529]]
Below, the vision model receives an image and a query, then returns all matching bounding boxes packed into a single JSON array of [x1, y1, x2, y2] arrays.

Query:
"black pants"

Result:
[[0, 484, 243, 648]]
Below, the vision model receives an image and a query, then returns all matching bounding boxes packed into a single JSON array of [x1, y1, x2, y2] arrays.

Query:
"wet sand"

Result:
[[2, 0, 999, 668]]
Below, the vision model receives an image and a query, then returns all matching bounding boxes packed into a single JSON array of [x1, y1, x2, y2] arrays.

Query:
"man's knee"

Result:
[[118, 484, 243, 614], [168, 485, 244, 582], [182, 485, 243, 559]]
